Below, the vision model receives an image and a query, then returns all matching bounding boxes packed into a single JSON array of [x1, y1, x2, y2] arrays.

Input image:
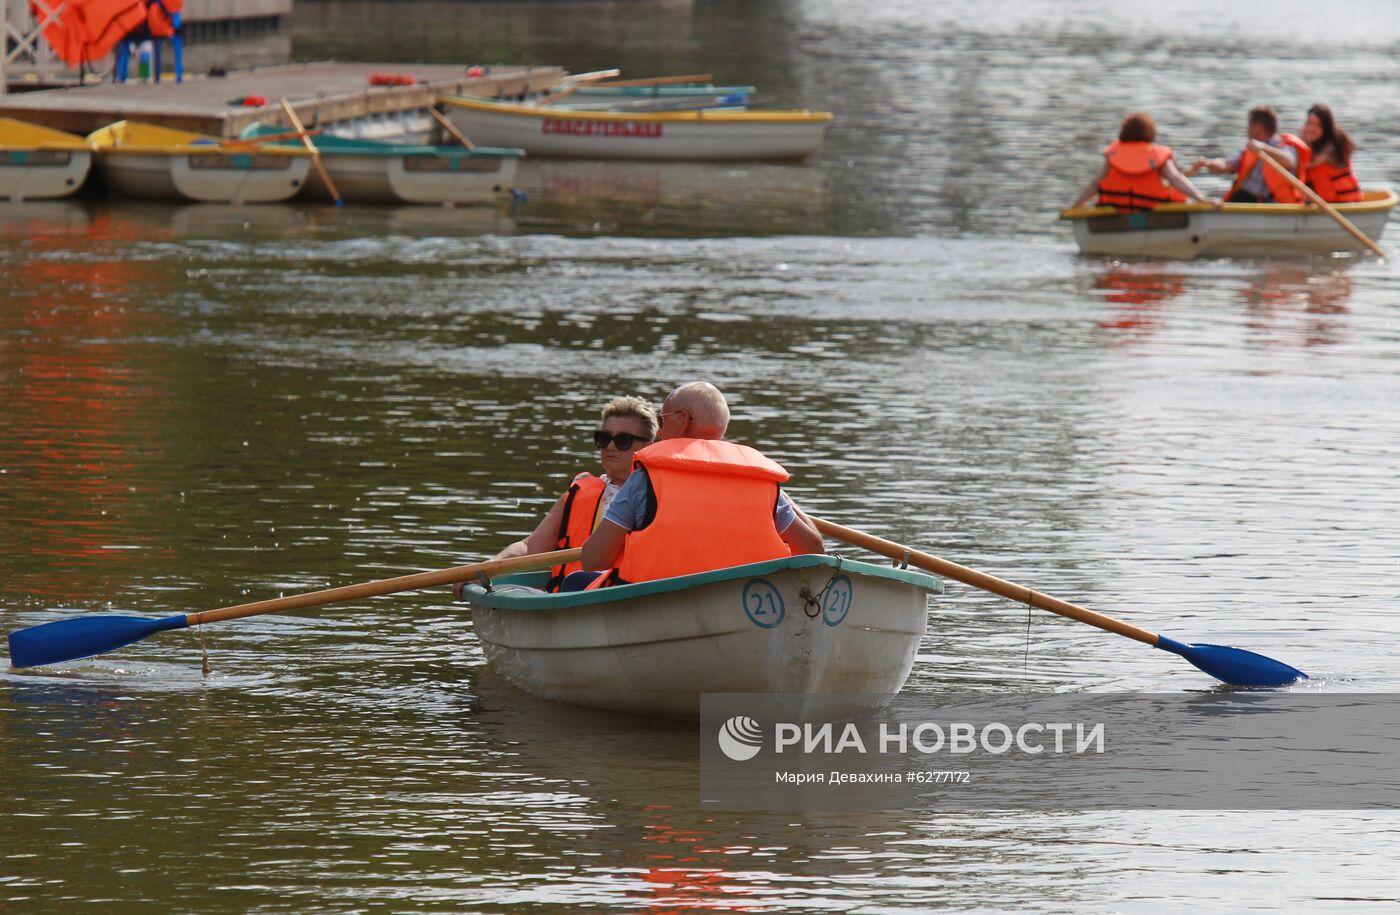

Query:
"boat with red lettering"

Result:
[[438, 94, 831, 162]]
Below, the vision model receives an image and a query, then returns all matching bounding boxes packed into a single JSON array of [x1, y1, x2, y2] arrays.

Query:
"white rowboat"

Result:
[[87, 121, 312, 204], [0, 117, 92, 201], [1061, 189, 1397, 258], [439, 94, 832, 162], [240, 125, 523, 205], [458, 554, 941, 719]]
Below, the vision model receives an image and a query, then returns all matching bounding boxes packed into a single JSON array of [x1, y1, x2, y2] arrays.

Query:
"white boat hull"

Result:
[[462, 556, 939, 719], [1063, 190, 1397, 258], [95, 151, 311, 204], [303, 153, 519, 205], [442, 96, 830, 162], [0, 149, 91, 201]]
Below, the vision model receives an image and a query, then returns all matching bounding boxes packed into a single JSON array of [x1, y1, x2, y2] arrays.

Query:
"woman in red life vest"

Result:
[[1193, 105, 1310, 204], [1300, 104, 1361, 203], [470, 396, 658, 593], [1069, 112, 1214, 212]]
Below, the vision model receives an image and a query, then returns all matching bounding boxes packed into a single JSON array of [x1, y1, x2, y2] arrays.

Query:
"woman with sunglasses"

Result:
[[487, 395, 658, 592]]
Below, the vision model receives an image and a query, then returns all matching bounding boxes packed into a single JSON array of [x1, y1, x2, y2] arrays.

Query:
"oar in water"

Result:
[[1254, 150, 1386, 258], [279, 97, 344, 207], [7, 549, 580, 669], [812, 518, 1307, 687]]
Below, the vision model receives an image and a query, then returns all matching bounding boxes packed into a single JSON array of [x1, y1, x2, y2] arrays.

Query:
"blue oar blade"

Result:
[[8, 614, 188, 669], [1156, 635, 1308, 687]]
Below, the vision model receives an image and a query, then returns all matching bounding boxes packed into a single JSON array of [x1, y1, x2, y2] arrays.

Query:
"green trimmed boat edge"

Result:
[[459, 553, 943, 611], [238, 124, 523, 159], [571, 84, 757, 97]]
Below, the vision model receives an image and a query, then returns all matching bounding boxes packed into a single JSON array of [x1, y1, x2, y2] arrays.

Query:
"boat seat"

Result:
[[485, 585, 548, 596]]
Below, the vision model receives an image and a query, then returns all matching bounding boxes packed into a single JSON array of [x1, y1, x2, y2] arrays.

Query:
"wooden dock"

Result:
[[0, 62, 564, 138]]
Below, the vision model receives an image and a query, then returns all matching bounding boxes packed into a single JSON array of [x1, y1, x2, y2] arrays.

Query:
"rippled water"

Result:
[[6, 1, 1400, 911]]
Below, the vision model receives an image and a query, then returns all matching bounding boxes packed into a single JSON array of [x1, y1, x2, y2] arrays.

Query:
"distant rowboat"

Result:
[[0, 117, 92, 201], [240, 124, 523, 206], [87, 121, 311, 204], [440, 94, 832, 162], [1060, 189, 1397, 258], [457, 554, 941, 719]]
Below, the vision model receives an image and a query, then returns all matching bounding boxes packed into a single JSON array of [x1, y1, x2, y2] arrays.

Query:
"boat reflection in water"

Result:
[[0, 201, 175, 602], [1092, 265, 1188, 344], [1240, 264, 1354, 349], [516, 159, 833, 236]]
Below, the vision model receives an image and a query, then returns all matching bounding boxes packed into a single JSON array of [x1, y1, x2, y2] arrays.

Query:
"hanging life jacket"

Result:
[[1228, 134, 1311, 204], [544, 472, 607, 592], [1097, 141, 1186, 212], [590, 438, 793, 587], [1305, 158, 1361, 203], [146, 0, 183, 39]]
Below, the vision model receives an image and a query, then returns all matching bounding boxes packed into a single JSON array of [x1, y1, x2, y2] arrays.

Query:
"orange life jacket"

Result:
[[146, 0, 182, 39], [1097, 141, 1186, 211], [598, 438, 793, 586], [1305, 159, 1361, 203], [544, 472, 607, 592], [1229, 134, 1310, 204]]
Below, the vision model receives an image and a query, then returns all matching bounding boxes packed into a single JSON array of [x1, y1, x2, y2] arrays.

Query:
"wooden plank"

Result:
[[0, 62, 564, 136]]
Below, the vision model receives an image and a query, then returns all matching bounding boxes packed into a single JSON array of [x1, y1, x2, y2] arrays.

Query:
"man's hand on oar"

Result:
[[7, 549, 580, 669], [813, 518, 1306, 687]]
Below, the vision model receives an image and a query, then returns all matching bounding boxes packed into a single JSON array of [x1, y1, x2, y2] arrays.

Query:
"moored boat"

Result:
[[1061, 189, 1397, 258], [0, 117, 92, 201], [439, 94, 832, 162], [240, 124, 523, 205], [87, 121, 312, 204], [457, 553, 942, 719]]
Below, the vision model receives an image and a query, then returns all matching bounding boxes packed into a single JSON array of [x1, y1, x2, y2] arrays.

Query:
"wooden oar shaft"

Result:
[[428, 106, 475, 149], [1256, 152, 1385, 257], [280, 97, 342, 204], [222, 127, 322, 151], [598, 73, 714, 88], [541, 70, 630, 106], [188, 548, 580, 627], [813, 518, 1159, 646], [560, 68, 622, 83]]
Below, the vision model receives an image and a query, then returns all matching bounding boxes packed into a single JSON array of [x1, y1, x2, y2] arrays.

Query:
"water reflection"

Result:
[[1093, 265, 1188, 343], [1240, 263, 1354, 348], [0, 206, 175, 602], [519, 160, 832, 236]]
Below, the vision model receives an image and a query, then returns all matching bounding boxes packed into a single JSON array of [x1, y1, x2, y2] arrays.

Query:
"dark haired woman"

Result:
[[1301, 104, 1361, 203], [1069, 112, 1213, 211]]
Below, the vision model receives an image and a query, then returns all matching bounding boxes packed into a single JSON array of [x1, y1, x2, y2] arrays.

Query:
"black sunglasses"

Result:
[[594, 430, 651, 450]]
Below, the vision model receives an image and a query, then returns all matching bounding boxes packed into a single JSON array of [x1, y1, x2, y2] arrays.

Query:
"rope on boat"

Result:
[[798, 557, 845, 619]]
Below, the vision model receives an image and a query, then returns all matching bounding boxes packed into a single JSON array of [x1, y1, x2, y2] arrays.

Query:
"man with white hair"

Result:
[[579, 381, 823, 586]]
